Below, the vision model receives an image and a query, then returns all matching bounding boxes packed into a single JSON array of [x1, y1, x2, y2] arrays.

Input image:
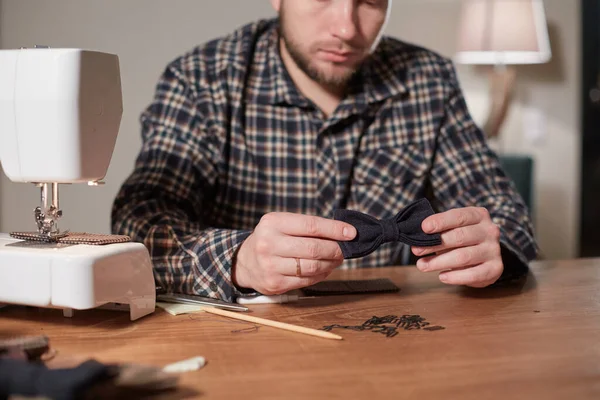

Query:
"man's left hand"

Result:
[[411, 207, 503, 288]]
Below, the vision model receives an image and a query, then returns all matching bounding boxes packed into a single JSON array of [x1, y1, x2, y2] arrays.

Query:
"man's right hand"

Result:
[[232, 212, 357, 295]]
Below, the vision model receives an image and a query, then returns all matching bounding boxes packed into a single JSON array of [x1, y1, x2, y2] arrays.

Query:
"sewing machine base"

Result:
[[0, 233, 156, 320]]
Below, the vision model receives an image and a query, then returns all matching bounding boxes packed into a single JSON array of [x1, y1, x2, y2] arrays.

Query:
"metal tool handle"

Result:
[[156, 293, 248, 312]]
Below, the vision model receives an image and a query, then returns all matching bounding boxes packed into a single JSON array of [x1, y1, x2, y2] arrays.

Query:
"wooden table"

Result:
[[1, 258, 599, 399]]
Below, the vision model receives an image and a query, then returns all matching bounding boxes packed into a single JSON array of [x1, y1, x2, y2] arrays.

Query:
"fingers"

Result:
[[274, 257, 343, 277], [412, 224, 487, 256], [239, 212, 355, 296], [422, 207, 488, 234], [274, 236, 344, 260], [259, 272, 333, 295], [416, 243, 495, 272], [414, 239, 503, 288], [438, 261, 503, 288], [284, 272, 333, 291], [261, 213, 356, 240]]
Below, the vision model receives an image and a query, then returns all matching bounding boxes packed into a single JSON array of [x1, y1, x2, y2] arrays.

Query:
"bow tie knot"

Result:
[[333, 198, 442, 259], [381, 219, 400, 243]]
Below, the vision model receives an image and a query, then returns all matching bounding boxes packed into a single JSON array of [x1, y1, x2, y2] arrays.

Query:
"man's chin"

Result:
[[310, 63, 357, 86]]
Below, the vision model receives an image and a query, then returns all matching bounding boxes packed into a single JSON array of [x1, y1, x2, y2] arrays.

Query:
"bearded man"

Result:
[[112, 0, 537, 301]]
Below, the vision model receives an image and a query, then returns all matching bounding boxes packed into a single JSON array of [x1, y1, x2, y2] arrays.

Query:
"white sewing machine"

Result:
[[0, 46, 156, 320]]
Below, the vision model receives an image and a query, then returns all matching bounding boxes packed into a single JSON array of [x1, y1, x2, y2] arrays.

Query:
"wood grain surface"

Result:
[[1, 258, 599, 399]]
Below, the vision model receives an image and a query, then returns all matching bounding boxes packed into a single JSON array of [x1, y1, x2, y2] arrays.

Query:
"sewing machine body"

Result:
[[0, 47, 156, 320], [0, 47, 122, 183], [0, 234, 156, 320]]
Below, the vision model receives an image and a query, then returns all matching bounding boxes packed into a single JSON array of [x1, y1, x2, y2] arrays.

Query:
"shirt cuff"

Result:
[[189, 228, 252, 302], [494, 230, 536, 285]]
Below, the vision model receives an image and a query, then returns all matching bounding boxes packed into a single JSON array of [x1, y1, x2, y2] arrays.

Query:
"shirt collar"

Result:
[[360, 43, 409, 104]]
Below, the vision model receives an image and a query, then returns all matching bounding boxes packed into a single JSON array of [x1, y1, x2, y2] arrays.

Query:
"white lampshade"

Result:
[[454, 0, 551, 65]]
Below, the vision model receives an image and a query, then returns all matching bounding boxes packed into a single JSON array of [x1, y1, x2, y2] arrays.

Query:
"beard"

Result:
[[278, 8, 362, 88]]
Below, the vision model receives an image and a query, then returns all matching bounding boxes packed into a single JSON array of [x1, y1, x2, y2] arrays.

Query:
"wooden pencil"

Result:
[[199, 306, 343, 340]]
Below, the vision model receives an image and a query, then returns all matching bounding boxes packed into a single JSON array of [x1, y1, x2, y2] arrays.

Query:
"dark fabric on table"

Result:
[[0, 358, 111, 400]]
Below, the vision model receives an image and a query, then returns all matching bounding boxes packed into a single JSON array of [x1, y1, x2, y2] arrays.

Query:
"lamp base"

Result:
[[484, 65, 517, 141]]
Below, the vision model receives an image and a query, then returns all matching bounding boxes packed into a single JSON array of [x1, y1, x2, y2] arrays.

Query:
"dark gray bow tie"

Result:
[[333, 198, 442, 259]]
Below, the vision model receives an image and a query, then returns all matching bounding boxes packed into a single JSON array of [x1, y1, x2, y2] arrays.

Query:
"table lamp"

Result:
[[454, 0, 551, 139]]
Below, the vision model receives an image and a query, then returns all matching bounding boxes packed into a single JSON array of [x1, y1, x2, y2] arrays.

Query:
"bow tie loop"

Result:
[[381, 219, 400, 243]]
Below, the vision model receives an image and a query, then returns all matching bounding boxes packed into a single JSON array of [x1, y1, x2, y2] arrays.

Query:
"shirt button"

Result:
[[209, 282, 218, 292]]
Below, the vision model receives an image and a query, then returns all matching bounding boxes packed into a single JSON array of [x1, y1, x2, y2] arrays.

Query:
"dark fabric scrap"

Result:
[[0, 358, 112, 400]]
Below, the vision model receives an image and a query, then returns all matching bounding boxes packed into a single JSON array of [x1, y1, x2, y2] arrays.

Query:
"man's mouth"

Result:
[[317, 49, 357, 63]]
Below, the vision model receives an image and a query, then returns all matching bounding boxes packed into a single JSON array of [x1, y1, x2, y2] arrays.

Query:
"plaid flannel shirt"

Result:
[[111, 18, 538, 301]]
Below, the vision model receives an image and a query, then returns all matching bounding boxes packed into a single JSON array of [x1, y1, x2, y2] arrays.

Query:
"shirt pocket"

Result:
[[352, 143, 430, 188]]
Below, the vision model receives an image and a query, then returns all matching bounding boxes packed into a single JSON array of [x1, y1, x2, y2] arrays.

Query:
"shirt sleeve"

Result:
[[428, 60, 539, 280], [111, 61, 251, 302]]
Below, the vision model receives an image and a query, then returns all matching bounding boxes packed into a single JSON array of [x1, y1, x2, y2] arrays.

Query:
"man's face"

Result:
[[273, 0, 388, 88]]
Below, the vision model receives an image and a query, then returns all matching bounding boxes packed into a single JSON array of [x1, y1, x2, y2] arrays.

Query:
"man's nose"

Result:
[[330, 0, 358, 42]]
